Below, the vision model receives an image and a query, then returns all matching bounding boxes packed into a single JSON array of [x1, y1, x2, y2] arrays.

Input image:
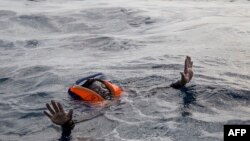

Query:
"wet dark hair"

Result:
[[82, 79, 113, 100]]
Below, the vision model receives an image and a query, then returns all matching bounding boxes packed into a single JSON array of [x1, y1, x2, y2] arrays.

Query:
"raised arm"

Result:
[[44, 100, 75, 141], [170, 56, 193, 89]]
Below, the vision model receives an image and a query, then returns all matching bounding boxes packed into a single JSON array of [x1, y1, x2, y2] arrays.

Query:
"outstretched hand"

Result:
[[44, 100, 73, 126], [180, 56, 193, 84]]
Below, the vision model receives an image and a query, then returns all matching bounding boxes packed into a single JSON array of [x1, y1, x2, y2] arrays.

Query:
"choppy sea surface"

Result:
[[0, 0, 250, 141]]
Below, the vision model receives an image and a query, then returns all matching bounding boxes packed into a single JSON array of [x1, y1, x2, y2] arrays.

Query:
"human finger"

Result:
[[67, 109, 73, 120], [180, 72, 185, 80], [57, 102, 64, 113], [189, 57, 192, 67], [51, 100, 59, 113], [187, 56, 191, 65], [185, 56, 188, 66], [187, 56, 192, 68], [184, 57, 188, 73], [44, 111, 52, 119], [46, 103, 55, 115]]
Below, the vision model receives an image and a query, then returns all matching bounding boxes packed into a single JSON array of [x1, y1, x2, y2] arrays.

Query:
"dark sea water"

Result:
[[0, 0, 249, 141]]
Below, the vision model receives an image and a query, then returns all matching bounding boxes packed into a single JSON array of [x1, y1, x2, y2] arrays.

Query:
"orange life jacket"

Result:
[[69, 80, 123, 104]]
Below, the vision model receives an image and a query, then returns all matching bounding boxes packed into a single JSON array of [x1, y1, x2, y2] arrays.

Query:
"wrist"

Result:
[[180, 79, 187, 86], [61, 120, 75, 130], [171, 80, 185, 89]]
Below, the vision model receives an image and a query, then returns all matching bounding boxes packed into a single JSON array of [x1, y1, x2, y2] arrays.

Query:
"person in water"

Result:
[[44, 56, 193, 141], [67, 73, 123, 104]]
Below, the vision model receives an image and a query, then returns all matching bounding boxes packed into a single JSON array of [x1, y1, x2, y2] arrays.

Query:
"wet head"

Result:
[[88, 81, 112, 100]]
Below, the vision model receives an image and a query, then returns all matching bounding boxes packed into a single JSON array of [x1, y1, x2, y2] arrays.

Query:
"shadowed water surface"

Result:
[[0, 0, 250, 141]]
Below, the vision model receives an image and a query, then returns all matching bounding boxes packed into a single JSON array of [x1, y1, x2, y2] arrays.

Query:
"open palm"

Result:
[[44, 100, 73, 126], [180, 56, 193, 84]]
